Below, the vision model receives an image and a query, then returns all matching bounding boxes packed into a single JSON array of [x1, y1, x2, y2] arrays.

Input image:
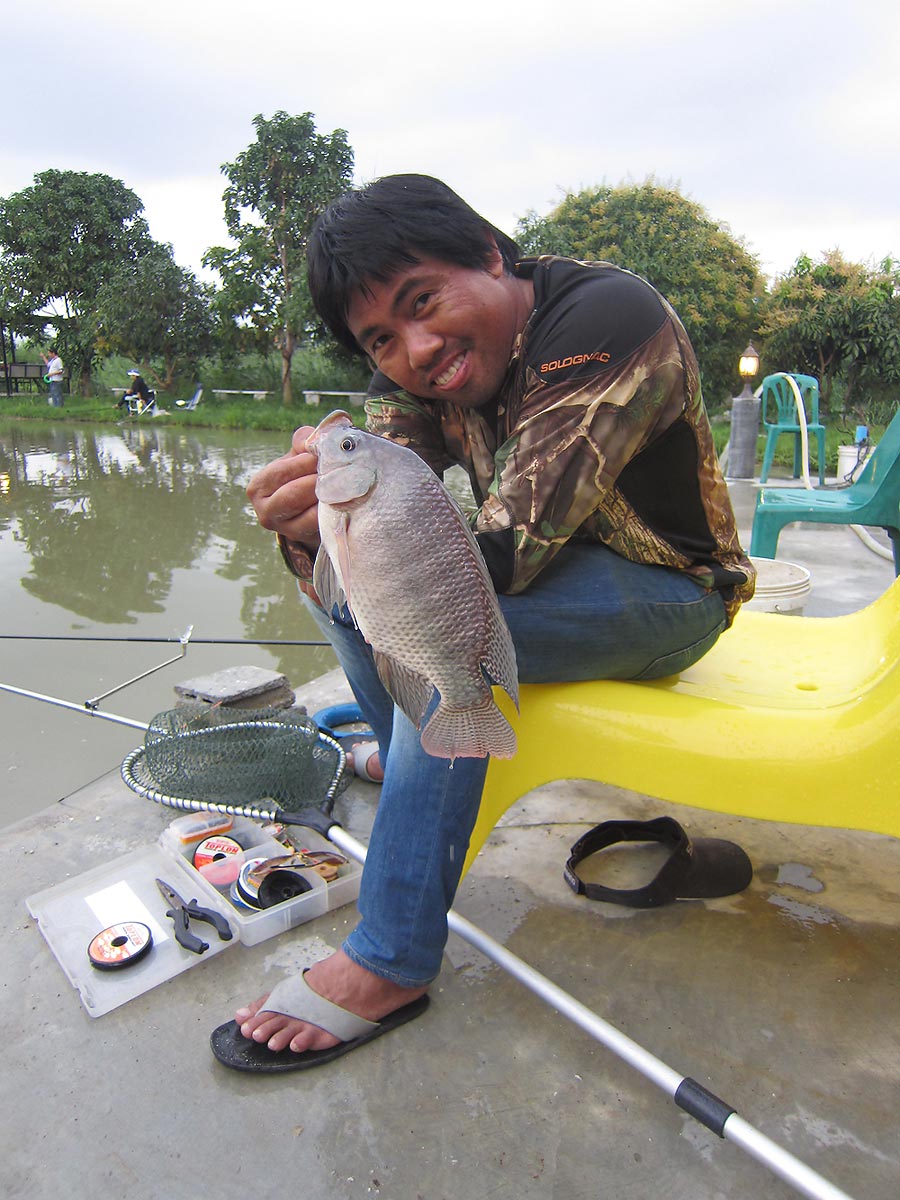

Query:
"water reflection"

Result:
[[0, 419, 337, 826], [0, 420, 313, 638]]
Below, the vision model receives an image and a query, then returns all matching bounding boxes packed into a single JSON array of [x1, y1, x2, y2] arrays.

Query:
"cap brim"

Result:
[[659, 836, 753, 901], [564, 816, 752, 908]]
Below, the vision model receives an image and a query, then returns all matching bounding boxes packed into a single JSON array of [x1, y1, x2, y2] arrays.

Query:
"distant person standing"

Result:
[[42, 349, 64, 407]]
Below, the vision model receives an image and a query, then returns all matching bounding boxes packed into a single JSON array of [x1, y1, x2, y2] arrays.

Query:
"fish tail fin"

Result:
[[420, 695, 517, 761]]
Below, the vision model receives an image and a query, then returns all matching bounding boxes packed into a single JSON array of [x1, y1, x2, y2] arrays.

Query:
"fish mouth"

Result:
[[307, 409, 354, 456]]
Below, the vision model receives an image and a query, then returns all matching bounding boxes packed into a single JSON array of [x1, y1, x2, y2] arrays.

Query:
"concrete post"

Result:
[[728, 388, 761, 478]]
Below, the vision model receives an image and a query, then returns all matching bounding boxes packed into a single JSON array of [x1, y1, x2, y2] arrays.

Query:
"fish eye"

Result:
[[339, 435, 357, 452]]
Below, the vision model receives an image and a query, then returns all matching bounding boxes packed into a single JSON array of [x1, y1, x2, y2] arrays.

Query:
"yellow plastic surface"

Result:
[[466, 577, 900, 873]]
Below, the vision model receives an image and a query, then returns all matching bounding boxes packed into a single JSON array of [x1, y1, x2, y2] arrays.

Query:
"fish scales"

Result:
[[308, 411, 518, 760]]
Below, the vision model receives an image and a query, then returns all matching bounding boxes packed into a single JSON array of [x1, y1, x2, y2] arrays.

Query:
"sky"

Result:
[[4, 0, 898, 288]]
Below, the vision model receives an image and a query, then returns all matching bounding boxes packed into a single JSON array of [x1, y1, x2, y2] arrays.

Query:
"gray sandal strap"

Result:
[[264, 972, 380, 1042]]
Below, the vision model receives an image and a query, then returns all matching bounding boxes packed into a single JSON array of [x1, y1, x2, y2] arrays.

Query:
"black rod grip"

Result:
[[674, 1077, 736, 1137]]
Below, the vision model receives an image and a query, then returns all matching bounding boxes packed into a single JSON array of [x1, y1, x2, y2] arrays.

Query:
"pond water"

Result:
[[0, 418, 338, 829]]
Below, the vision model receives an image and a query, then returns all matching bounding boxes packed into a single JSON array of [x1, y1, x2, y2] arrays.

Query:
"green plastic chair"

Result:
[[758, 373, 827, 484], [750, 404, 900, 574]]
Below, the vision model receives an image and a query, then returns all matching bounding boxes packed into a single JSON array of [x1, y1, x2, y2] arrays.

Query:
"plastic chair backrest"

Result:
[[761, 373, 820, 427], [788, 374, 821, 424], [857, 405, 900, 488]]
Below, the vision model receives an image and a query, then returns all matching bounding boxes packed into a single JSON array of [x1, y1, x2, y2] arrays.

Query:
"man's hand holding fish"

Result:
[[247, 424, 322, 603]]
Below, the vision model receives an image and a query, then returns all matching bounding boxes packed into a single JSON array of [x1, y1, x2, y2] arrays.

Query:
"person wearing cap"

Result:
[[116, 369, 151, 412]]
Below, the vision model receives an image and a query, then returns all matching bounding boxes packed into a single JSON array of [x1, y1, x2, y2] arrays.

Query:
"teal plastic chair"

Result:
[[758, 373, 827, 484], [750, 404, 900, 574]]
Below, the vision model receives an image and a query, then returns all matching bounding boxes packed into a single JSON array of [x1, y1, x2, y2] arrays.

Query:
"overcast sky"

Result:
[[4, 0, 897, 287]]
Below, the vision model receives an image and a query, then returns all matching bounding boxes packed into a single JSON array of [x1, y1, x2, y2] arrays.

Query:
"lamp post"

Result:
[[728, 343, 761, 478], [738, 343, 759, 396]]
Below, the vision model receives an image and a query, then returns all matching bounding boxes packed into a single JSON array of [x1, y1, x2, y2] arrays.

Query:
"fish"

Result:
[[307, 410, 518, 760]]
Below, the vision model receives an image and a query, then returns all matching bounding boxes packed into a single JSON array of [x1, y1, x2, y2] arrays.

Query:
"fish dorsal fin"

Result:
[[372, 650, 435, 730], [481, 618, 520, 710]]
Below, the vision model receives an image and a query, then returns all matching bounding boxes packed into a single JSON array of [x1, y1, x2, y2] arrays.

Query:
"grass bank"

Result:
[[2, 388, 882, 476], [0, 390, 368, 434]]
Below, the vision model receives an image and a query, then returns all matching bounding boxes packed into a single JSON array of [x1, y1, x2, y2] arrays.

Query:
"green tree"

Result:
[[0, 170, 155, 394], [93, 242, 215, 390], [203, 111, 354, 406], [517, 182, 764, 407], [760, 252, 900, 416]]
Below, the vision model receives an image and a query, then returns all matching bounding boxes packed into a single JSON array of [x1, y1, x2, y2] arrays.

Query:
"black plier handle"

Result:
[[156, 879, 233, 955]]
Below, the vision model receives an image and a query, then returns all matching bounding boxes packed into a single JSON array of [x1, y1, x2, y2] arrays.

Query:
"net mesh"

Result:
[[138, 703, 347, 809]]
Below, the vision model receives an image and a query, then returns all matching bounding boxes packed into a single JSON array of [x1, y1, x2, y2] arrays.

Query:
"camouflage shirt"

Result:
[[281, 256, 755, 624]]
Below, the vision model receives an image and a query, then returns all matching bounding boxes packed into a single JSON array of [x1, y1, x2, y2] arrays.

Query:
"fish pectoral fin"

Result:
[[334, 512, 354, 614], [316, 463, 376, 505], [373, 651, 434, 730], [313, 547, 346, 613]]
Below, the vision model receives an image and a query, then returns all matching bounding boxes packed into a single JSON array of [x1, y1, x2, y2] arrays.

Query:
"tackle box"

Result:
[[25, 815, 363, 1018]]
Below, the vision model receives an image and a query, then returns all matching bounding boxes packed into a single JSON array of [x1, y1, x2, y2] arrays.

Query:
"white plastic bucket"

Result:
[[745, 557, 811, 616], [837, 444, 872, 482]]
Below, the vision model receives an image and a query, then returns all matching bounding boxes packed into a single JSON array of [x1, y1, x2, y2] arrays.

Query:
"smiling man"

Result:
[[215, 174, 755, 1074]]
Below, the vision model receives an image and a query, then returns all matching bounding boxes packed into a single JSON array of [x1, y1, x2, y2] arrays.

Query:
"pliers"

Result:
[[156, 878, 233, 955]]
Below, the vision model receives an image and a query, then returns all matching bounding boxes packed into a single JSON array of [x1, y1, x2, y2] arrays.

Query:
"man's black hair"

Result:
[[307, 174, 520, 355]]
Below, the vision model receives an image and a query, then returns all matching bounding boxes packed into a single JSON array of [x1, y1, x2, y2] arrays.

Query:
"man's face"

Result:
[[345, 247, 523, 409]]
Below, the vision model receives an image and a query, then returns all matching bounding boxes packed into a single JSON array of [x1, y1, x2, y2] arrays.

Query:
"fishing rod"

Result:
[[3, 625, 328, 710], [2, 683, 857, 1200], [0, 634, 330, 647]]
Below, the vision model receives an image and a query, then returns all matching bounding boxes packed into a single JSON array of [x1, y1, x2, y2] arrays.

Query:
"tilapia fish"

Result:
[[307, 410, 518, 760]]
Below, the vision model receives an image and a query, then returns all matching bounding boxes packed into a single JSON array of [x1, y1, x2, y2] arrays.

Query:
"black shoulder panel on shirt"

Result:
[[522, 259, 668, 386], [475, 527, 516, 594], [616, 421, 717, 560], [368, 368, 399, 397]]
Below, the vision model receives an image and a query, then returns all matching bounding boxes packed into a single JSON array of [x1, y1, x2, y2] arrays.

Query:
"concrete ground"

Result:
[[2, 473, 898, 1200]]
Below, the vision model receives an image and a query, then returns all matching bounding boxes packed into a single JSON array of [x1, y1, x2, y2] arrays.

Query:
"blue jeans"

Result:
[[306, 542, 727, 987], [48, 381, 63, 407]]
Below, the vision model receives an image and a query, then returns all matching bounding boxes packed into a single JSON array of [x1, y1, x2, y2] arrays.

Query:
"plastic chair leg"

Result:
[[888, 529, 900, 576], [748, 501, 784, 559], [759, 432, 779, 483]]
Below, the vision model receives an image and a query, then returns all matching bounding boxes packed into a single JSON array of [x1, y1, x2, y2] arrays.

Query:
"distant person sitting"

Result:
[[117, 369, 152, 413]]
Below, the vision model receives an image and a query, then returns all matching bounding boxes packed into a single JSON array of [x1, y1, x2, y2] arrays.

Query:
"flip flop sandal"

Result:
[[210, 971, 430, 1073], [313, 704, 383, 782], [348, 740, 382, 783]]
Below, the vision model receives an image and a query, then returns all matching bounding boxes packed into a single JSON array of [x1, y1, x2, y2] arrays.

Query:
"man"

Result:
[[217, 174, 754, 1071], [41, 348, 64, 407]]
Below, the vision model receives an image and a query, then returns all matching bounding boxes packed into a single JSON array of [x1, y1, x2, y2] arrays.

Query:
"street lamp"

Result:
[[728, 343, 761, 479], [738, 343, 759, 398]]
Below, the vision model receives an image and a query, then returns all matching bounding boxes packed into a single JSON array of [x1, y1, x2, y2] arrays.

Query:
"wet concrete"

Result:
[[2, 473, 899, 1199]]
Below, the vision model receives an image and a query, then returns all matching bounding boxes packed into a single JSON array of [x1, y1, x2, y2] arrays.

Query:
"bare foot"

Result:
[[234, 949, 428, 1053]]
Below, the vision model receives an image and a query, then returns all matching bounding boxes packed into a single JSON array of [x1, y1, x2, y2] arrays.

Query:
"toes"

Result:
[[288, 1025, 339, 1054], [235, 992, 271, 1025], [267, 1023, 306, 1053], [246, 1013, 288, 1043], [240, 1011, 339, 1054]]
